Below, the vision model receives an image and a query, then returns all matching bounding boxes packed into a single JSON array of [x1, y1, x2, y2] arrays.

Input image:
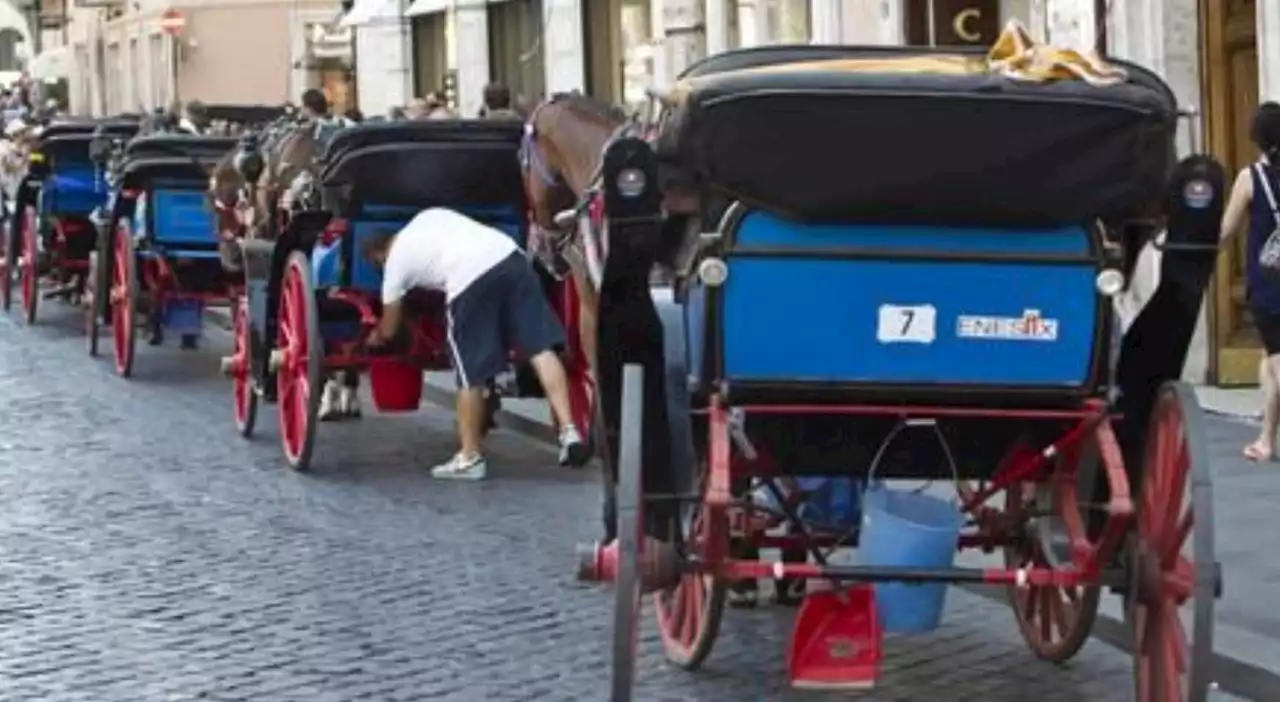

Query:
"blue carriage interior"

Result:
[[667, 209, 1111, 481], [311, 202, 528, 292], [684, 211, 1103, 392], [133, 178, 221, 255], [40, 152, 104, 216]]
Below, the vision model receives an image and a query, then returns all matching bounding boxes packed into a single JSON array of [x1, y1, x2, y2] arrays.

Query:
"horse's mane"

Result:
[[549, 92, 629, 125]]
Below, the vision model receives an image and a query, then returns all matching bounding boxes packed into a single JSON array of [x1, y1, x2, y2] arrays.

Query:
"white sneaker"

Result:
[[558, 425, 590, 467], [430, 452, 488, 481], [318, 379, 342, 421]]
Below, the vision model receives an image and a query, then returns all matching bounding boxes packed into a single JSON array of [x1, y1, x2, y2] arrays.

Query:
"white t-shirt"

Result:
[[381, 207, 519, 304]]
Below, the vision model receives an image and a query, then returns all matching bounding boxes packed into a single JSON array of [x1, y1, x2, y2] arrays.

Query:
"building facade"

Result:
[[63, 0, 351, 117]]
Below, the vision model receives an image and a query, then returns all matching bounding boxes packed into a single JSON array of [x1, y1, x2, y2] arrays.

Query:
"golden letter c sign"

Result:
[[953, 8, 982, 43]]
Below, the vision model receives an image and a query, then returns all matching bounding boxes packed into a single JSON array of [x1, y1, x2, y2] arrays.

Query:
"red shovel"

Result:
[[787, 583, 883, 690]]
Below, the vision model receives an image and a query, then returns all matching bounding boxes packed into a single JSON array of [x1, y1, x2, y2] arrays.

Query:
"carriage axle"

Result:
[[576, 538, 1124, 589]]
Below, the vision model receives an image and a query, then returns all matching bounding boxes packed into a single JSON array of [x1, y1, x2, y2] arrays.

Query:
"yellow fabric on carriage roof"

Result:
[[672, 20, 1127, 95]]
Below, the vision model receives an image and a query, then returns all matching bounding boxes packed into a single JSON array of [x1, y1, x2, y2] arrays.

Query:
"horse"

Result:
[[521, 92, 804, 606], [209, 118, 363, 420], [520, 93, 689, 540]]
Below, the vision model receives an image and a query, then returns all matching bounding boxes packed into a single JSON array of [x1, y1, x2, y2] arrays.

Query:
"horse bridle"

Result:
[[519, 98, 642, 226]]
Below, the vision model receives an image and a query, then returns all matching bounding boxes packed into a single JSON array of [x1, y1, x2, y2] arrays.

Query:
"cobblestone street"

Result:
[[0, 309, 1251, 701]]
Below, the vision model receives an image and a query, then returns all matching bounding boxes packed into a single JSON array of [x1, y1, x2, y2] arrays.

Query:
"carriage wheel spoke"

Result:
[[1162, 510, 1193, 567], [1037, 588, 1055, 641], [1162, 555, 1195, 604]]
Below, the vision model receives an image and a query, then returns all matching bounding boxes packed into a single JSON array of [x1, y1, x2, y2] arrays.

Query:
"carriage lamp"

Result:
[[698, 257, 729, 287], [1095, 268, 1125, 297], [1183, 178, 1214, 210], [615, 167, 647, 198]]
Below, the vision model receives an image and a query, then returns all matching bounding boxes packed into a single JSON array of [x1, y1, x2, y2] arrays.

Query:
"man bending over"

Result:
[[363, 208, 589, 479]]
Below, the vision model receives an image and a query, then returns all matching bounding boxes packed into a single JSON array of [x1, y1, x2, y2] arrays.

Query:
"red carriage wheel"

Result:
[[654, 455, 727, 670], [1003, 439, 1101, 662], [20, 206, 38, 324], [231, 295, 258, 438], [275, 252, 323, 470], [1, 217, 13, 312], [1128, 381, 1216, 702], [110, 222, 136, 377]]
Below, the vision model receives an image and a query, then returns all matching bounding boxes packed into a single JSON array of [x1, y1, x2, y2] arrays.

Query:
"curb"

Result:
[[1203, 407, 1262, 423]]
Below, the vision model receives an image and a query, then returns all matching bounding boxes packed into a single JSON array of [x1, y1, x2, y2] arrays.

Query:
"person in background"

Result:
[[178, 100, 207, 134], [386, 105, 406, 121], [299, 88, 354, 142], [0, 119, 29, 217], [1222, 102, 1280, 462], [361, 207, 590, 479], [422, 93, 454, 120], [344, 107, 364, 124], [478, 83, 519, 120], [403, 98, 428, 120]]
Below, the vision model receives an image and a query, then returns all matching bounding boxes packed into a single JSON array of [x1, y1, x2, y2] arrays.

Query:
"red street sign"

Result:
[[159, 9, 186, 36]]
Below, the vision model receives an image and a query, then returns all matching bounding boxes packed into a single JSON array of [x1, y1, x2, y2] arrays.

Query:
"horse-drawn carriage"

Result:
[[220, 120, 571, 470], [562, 42, 1222, 701], [85, 132, 241, 376], [1, 118, 139, 323]]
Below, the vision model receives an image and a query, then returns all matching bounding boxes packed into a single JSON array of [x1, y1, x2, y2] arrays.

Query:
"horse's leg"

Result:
[[338, 368, 362, 418], [318, 372, 342, 421]]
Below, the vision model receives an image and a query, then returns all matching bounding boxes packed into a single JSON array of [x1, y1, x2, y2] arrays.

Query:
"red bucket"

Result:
[[368, 359, 424, 412]]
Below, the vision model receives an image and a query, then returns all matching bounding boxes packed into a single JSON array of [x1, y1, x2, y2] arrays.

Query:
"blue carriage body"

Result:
[[683, 212, 1103, 391], [40, 163, 106, 216], [110, 134, 241, 335], [34, 120, 138, 218], [310, 203, 527, 293], [302, 120, 531, 350], [134, 180, 220, 252]]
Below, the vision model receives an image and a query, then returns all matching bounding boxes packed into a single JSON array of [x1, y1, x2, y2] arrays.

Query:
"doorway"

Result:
[[1203, 0, 1260, 385]]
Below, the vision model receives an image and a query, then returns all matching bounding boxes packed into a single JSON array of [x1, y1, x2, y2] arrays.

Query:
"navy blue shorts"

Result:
[[446, 253, 566, 389]]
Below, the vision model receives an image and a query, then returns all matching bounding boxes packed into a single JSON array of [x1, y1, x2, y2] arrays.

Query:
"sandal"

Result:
[[1243, 441, 1275, 462]]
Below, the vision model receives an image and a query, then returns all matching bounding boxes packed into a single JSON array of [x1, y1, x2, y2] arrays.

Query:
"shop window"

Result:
[[0, 29, 21, 72], [619, 0, 653, 107], [413, 12, 448, 97], [766, 0, 809, 43], [488, 0, 545, 104]]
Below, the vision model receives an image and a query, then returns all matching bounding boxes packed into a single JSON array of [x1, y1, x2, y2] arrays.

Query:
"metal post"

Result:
[[926, 0, 937, 47], [169, 34, 179, 106]]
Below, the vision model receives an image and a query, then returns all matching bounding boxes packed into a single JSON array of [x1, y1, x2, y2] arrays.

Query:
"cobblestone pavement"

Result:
[[0, 309, 1241, 701]]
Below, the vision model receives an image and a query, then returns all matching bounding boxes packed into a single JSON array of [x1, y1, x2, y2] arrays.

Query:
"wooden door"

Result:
[[1204, 0, 1259, 385]]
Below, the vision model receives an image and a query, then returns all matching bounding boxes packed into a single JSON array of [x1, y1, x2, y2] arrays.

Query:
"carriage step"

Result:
[[788, 585, 882, 691]]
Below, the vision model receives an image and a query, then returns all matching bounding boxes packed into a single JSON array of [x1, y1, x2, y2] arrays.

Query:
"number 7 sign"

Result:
[[876, 304, 937, 344]]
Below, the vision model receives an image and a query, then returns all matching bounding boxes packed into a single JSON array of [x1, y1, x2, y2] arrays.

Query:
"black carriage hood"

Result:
[[317, 120, 527, 211], [657, 44, 1179, 228]]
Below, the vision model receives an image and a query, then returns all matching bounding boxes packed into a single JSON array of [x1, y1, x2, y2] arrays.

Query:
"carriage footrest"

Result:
[[788, 584, 882, 691]]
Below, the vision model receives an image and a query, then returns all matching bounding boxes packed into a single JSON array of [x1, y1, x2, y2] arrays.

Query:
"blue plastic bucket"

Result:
[[858, 483, 963, 633]]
